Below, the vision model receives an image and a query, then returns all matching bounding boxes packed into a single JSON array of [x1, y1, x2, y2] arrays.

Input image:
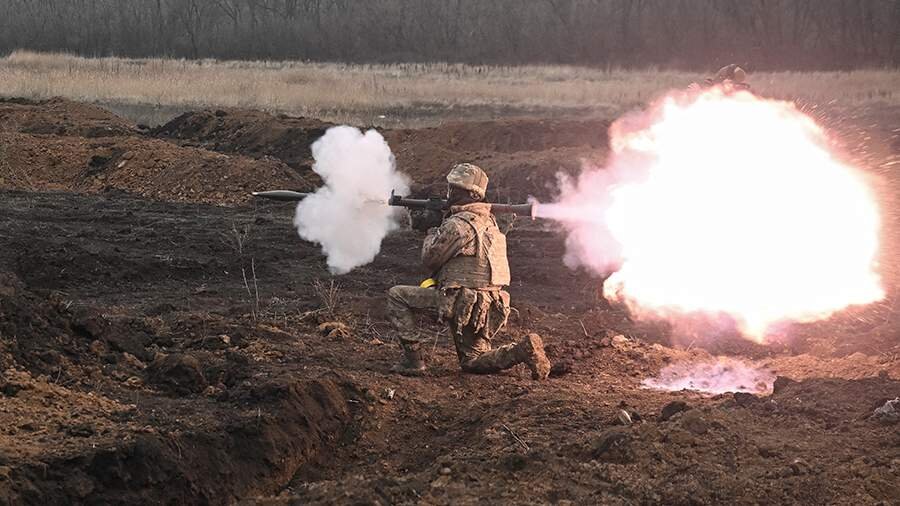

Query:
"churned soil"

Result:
[[0, 99, 898, 504]]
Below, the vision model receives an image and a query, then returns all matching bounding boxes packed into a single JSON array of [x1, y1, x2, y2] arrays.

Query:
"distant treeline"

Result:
[[1, 0, 898, 69]]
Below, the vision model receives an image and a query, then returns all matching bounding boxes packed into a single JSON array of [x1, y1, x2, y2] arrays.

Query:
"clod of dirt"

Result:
[[121, 352, 147, 370], [733, 392, 758, 407], [72, 307, 152, 361], [317, 321, 351, 339], [500, 454, 528, 472], [65, 423, 96, 438], [147, 353, 207, 394], [591, 427, 633, 464], [610, 335, 630, 348], [789, 458, 812, 476], [548, 360, 573, 377], [772, 375, 798, 394], [659, 400, 690, 421], [198, 334, 233, 351], [679, 410, 709, 435]]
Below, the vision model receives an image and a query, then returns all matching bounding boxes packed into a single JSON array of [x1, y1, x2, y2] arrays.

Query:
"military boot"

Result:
[[515, 333, 551, 380], [391, 339, 427, 376]]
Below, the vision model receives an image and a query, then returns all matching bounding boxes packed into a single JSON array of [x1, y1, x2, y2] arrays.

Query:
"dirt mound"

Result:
[[0, 97, 135, 137], [153, 109, 611, 201], [154, 109, 333, 170], [385, 118, 610, 200], [0, 131, 314, 203], [386, 117, 609, 155], [2, 376, 352, 505], [0, 265, 354, 504], [0, 270, 158, 386]]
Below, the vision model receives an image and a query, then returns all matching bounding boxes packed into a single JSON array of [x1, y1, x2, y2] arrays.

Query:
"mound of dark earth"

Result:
[[0, 97, 135, 138], [153, 109, 334, 172]]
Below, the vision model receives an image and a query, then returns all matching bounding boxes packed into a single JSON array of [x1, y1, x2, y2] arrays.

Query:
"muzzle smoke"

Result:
[[294, 126, 409, 274], [536, 88, 883, 341]]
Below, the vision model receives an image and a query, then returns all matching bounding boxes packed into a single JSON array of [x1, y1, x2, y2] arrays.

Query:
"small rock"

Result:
[[611, 335, 630, 348], [89, 340, 106, 356], [66, 423, 95, 438], [873, 398, 900, 423], [201, 334, 233, 350], [203, 385, 223, 397], [384, 388, 395, 400], [660, 401, 689, 421], [616, 409, 633, 426], [439, 467, 451, 475], [124, 376, 143, 388], [790, 458, 811, 475], [680, 410, 708, 435], [147, 353, 206, 394], [889, 458, 900, 473]]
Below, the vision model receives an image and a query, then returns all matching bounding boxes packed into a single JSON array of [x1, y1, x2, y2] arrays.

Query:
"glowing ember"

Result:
[[643, 358, 775, 395], [537, 88, 883, 341]]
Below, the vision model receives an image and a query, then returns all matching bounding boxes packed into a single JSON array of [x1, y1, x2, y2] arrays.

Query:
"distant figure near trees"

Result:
[[689, 64, 750, 92]]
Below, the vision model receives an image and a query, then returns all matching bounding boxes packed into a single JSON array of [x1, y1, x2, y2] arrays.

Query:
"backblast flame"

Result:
[[537, 88, 884, 341]]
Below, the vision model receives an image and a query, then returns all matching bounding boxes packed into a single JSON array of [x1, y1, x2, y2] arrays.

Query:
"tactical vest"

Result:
[[438, 211, 511, 289]]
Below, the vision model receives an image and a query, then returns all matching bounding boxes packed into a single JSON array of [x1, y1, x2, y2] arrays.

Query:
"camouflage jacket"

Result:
[[421, 203, 511, 289]]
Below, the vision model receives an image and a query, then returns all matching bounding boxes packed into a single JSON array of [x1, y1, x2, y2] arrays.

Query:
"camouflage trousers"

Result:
[[386, 285, 520, 373]]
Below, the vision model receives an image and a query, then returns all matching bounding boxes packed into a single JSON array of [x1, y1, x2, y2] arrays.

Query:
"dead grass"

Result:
[[1, 50, 898, 126], [312, 279, 342, 320]]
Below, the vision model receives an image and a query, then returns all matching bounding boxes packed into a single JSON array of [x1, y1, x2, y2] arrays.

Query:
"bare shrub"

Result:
[[312, 279, 342, 320], [221, 220, 260, 320]]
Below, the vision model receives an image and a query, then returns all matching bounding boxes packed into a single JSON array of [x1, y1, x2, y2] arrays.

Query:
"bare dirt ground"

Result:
[[0, 97, 898, 505]]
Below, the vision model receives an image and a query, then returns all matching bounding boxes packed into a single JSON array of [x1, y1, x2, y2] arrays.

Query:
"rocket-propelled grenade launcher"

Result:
[[252, 190, 535, 218]]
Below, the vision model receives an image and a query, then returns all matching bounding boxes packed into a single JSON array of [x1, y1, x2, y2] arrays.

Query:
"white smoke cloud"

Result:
[[294, 126, 410, 274], [642, 358, 775, 394]]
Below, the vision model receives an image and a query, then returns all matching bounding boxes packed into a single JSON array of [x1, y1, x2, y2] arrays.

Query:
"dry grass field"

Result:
[[1, 50, 898, 126]]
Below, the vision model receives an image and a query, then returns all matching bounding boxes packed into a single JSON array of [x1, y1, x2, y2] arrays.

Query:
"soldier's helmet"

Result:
[[447, 163, 488, 199], [715, 64, 747, 84]]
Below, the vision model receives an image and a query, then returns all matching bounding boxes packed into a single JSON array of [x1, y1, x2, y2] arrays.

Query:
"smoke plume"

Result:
[[294, 126, 409, 274], [643, 358, 775, 395]]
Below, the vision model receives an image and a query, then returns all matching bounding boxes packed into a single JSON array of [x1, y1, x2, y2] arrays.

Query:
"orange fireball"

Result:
[[540, 88, 884, 341]]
